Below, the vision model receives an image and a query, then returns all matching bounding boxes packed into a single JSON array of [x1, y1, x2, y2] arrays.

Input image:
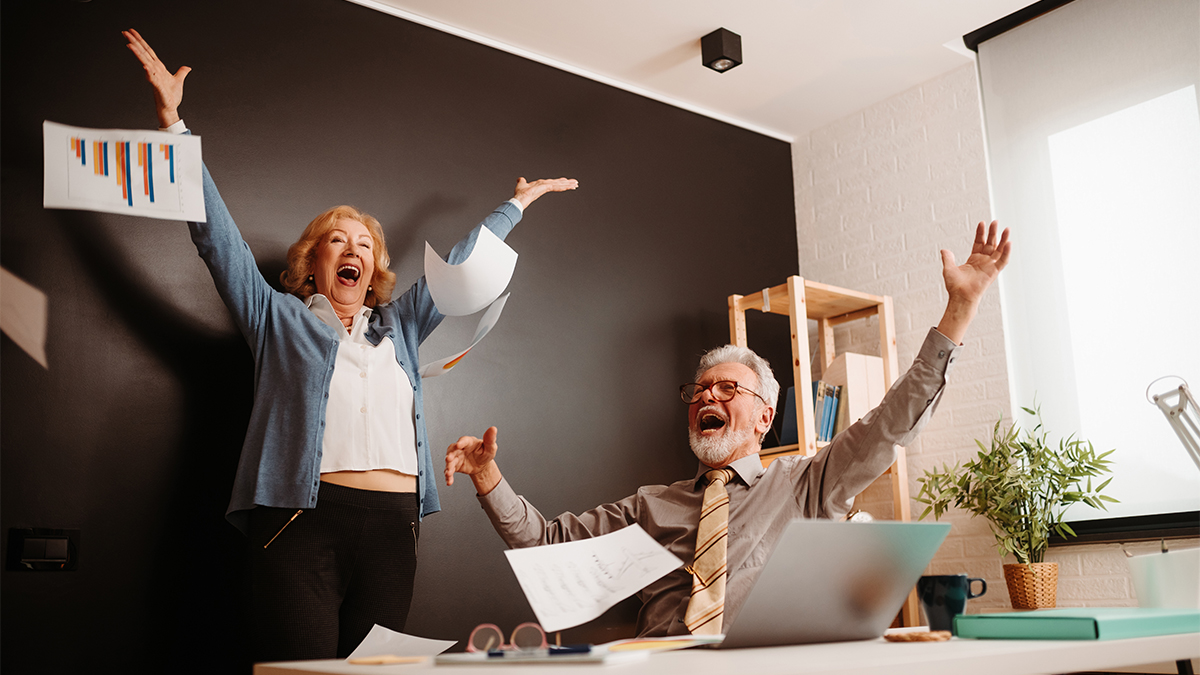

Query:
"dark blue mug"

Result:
[[917, 574, 987, 633]]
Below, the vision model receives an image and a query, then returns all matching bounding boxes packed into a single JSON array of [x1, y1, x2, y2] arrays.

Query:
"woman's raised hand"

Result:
[[513, 177, 579, 210], [123, 29, 191, 129]]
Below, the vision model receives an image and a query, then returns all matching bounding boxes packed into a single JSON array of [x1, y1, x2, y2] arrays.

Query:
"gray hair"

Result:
[[694, 344, 780, 413]]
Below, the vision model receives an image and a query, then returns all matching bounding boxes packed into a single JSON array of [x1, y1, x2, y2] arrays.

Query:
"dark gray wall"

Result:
[[1, 0, 797, 671]]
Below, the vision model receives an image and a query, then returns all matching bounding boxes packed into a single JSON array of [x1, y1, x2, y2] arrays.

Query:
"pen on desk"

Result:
[[485, 645, 593, 658], [550, 644, 592, 654]]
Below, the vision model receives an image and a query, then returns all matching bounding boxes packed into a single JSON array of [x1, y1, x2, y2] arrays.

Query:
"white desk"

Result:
[[255, 633, 1200, 675]]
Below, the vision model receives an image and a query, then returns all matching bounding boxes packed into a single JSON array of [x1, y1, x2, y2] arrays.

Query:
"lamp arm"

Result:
[[1149, 378, 1200, 472]]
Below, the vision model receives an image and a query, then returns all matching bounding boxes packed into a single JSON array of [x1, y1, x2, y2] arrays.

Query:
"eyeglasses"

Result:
[[466, 622, 547, 653], [680, 380, 767, 405]]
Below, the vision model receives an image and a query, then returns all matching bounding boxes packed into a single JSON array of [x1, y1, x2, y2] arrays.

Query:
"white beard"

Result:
[[689, 424, 756, 467]]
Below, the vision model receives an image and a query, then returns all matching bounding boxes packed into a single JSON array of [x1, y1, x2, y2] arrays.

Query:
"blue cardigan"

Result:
[[188, 162, 521, 533]]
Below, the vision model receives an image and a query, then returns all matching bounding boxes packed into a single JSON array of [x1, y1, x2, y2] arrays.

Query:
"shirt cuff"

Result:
[[920, 327, 961, 372], [160, 119, 188, 135], [507, 197, 524, 213], [477, 477, 521, 519]]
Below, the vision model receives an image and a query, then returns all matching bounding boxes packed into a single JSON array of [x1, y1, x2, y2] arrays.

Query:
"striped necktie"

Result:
[[684, 467, 736, 635]]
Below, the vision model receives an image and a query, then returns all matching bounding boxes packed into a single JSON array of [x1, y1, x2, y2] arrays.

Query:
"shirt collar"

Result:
[[304, 294, 372, 339], [693, 452, 765, 489]]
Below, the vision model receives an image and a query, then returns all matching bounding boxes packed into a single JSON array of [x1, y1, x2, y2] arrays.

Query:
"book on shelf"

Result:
[[825, 384, 841, 441], [821, 383, 833, 441], [833, 382, 850, 436], [779, 387, 798, 446], [953, 607, 1200, 640], [812, 381, 825, 441], [804, 381, 846, 443]]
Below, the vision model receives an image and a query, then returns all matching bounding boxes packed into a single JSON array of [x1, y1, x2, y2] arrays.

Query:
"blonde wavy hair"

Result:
[[280, 205, 397, 307]]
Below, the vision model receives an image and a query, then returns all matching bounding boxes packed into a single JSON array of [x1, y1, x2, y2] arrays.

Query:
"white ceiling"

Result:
[[350, 0, 1032, 142]]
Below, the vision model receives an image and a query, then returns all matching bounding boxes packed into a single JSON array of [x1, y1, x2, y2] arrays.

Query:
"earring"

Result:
[[368, 285, 373, 292], [307, 274, 314, 282]]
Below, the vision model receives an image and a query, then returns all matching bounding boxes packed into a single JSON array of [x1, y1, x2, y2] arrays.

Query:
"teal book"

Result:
[[955, 607, 1200, 640]]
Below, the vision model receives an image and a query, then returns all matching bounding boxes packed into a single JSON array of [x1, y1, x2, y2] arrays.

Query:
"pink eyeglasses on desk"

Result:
[[466, 622, 548, 653]]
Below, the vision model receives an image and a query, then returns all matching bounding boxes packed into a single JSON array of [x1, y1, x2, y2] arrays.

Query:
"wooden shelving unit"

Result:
[[728, 275, 919, 625]]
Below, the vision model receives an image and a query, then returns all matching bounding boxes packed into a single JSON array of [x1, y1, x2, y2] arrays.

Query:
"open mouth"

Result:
[[699, 413, 727, 432], [336, 264, 361, 282]]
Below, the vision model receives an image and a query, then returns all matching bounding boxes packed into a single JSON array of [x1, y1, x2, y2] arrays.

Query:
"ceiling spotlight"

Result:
[[701, 28, 742, 73]]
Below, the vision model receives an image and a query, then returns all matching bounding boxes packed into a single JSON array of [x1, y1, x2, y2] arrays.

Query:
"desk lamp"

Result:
[[1129, 377, 1200, 610], [1147, 376, 1200, 471]]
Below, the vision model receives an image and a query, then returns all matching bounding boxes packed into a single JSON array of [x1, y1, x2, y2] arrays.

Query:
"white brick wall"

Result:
[[792, 62, 1198, 613]]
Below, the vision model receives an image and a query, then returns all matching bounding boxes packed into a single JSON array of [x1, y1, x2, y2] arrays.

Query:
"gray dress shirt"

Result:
[[478, 327, 960, 637]]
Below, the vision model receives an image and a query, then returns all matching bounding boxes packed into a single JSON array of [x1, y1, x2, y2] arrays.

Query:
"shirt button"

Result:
[[360, 372, 367, 378], [938, 350, 946, 359], [415, 414, 420, 420], [360, 407, 367, 414], [417, 441, 422, 447]]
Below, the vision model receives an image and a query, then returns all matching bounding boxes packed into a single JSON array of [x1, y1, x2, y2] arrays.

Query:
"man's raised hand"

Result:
[[935, 221, 1012, 344], [445, 426, 500, 487]]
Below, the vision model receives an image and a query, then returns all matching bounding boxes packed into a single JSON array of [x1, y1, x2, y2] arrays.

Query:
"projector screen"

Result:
[[975, 0, 1200, 525]]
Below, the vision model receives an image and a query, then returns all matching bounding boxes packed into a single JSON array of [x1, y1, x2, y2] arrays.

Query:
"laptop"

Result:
[[717, 519, 951, 649]]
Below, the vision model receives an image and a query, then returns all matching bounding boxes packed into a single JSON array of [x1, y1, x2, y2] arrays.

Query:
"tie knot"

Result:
[[705, 468, 735, 487]]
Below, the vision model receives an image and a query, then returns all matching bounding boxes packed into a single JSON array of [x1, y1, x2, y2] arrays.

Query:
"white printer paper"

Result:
[[424, 226, 516, 316], [503, 524, 683, 632]]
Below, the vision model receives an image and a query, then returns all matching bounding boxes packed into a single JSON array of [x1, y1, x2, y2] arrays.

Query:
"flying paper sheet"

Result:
[[0, 268, 49, 369], [347, 624, 456, 661], [418, 293, 508, 379], [43, 121, 205, 222], [424, 226, 517, 316], [503, 524, 683, 633]]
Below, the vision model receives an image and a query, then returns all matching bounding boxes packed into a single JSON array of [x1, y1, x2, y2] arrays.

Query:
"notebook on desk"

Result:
[[717, 519, 951, 649]]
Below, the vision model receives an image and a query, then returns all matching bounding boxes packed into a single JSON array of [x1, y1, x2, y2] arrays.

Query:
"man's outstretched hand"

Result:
[[445, 426, 502, 495], [936, 221, 1012, 344]]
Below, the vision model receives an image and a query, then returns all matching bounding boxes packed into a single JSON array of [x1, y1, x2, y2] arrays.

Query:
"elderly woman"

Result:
[[123, 30, 577, 661]]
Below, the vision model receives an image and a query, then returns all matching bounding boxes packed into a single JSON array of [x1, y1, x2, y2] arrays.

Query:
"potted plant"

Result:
[[915, 406, 1117, 609]]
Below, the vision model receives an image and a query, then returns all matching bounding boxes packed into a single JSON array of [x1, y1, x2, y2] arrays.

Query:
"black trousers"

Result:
[[248, 483, 419, 662]]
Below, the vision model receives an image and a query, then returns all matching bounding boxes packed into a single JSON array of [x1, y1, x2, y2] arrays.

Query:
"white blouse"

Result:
[[306, 295, 418, 476]]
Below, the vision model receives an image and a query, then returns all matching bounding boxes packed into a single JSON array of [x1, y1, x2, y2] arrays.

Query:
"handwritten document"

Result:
[[43, 121, 205, 222], [424, 225, 517, 316], [503, 524, 683, 632], [419, 293, 508, 379]]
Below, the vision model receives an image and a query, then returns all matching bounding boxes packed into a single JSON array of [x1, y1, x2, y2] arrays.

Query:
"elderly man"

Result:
[[446, 222, 1011, 637]]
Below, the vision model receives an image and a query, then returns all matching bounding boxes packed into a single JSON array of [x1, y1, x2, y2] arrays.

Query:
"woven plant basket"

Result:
[[1003, 562, 1059, 609]]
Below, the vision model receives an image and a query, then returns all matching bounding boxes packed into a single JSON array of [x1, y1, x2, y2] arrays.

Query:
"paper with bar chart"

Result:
[[43, 121, 205, 222]]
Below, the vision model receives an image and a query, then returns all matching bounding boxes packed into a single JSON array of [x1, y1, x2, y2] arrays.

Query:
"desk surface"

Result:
[[255, 633, 1200, 675]]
